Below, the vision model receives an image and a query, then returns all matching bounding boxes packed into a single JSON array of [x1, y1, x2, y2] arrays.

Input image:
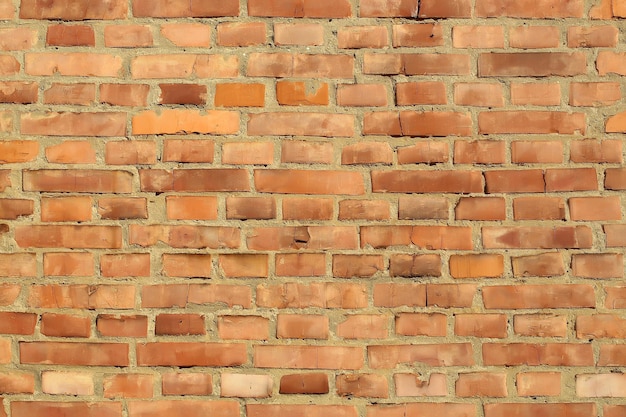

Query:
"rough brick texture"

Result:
[[0, 0, 624, 416]]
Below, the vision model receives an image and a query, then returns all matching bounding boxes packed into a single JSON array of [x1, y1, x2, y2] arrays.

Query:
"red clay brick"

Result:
[[21, 0, 127, 19], [514, 315, 567, 337], [454, 83, 504, 107], [479, 52, 586, 77], [510, 26, 560, 48], [104, 25, 153, 47], [162, 23, 211, 47], [571, 139, 622, 163], [162, 373, 211, 396], [453, 26, 504, 48], [104, 374, 153, 399], [40, 313, 90, 338], [338, 26, 388, 49], [249, 0, 350, 17], [215, 83, 264, 107], [511, 82, 561, 105], [47, 25, 95, 47], [133, 0, 238, 17], [282, 198, 333, 220], [568, 26, 618, 47], [483, 284, 595, 309], [393, 24, 443, 47], [217, 22, 265, 46], [476, 0, 583, 17], [396, 82, 447, 105]]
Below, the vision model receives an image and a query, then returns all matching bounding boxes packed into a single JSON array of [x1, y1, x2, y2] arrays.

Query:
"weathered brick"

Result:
[[21, 0, 127, 19], [133, 0, 238, 17]]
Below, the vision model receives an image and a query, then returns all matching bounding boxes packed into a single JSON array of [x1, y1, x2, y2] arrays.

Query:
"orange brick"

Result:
[[456, 373, 507, 397], [571, 139, 622, 163], [393, 24, 444, 47], [568, 26, 618, 47], [217, 22, 266, 46], [167, 196, 217, 220], [249, 0, 351, 17], [101, 253, 150, 278], [450, 254, 504, 279], [569, 196, 621, 221], [453, 26, 504, 48], [227, 196, 276, 220], [455, 197, 505, 221], [510, 82, 561, 106], [338, 26, 387, 49], [104, 25, 153, 47], [512, 252, 565, 277], [47, 25, 95, 47], [275, 253, 326, 277], [42, 371, 93, 396], [333, 254, 383, 278], [399, 196, 448, 220], [104, 312, 149, 335], [513, 197, 566, 220], [162, 23, 211, 47], [276, 81, 329, 106], [219, 254, 268, 278], [336, 374, 388, 398], [215, 83, 264, 107], [479, 111, 585, 135], [162, 373, 212, 396], [105, 141, 156, 165], [133, 0, 237, 17], [396, 82, 447, 105], [454, 140, 505, 164], [572, 254, 623, 279], [343, 142, 393, 164], [104, 374, 153, 398], [514, 315, 567, 337], [275, 23, 324, 46], [397, 142, 448, 164], [98, 197, 147, 220], [515, 372, 561, 397], [162, 139, 214, 163], [394, 373, 447, 397], [454, 83, 504, 107], [277, 314, 329, 339], [40, 313, 90, 338], [155, 314, 206, 336], [396, 313, 446, 337], [0, 199, 33, 220], [162, 254, 212, 278], [510, 26, 560, 48], [41, 196, 92, 222], [338, 199, 389, 220], [223, 142, 273, 165], [455, 314, 507, 338], [570, 82, 621, 106], [43, 252, 93, 277], [282, 198, 333, 220], [218, 316, 269, 341], [100, 84, 149, 107], [337, 84, 387, 107], [336, 315, 388, 339], [511, 141, 563, 164], [476, 0, 583, 17]]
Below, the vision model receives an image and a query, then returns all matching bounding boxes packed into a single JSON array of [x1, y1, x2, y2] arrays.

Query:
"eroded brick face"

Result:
[[0, 0, 624, 416]]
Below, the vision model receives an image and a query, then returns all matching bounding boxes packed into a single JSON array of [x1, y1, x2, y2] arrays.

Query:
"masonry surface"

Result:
[[0, 0, 625, 416]]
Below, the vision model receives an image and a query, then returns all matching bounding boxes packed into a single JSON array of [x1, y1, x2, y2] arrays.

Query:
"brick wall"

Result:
[[0, 0, 625, 416]]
